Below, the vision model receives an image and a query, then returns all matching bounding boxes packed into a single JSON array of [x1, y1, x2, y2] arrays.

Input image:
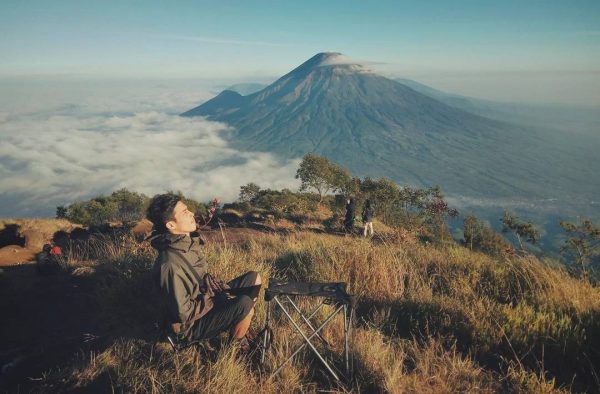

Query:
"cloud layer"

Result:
[[0, 85, 300, 217]]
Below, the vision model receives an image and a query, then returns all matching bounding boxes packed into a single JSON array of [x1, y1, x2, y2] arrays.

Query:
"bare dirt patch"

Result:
[[0, 245, 36, 267], [0, 219, 79, 266]]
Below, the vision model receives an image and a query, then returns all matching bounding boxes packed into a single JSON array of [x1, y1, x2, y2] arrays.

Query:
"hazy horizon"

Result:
[[2, 1, 600, 105], [2, 69, 600, 108]]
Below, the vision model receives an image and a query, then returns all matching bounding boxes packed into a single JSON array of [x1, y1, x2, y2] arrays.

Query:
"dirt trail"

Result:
[[0, 245, 36, 267]]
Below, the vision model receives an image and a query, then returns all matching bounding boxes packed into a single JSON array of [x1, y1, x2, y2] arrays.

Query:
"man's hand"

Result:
[[213, 288, 237, 305], [202, 273, 234, 303], [204, 273, 231, 293]]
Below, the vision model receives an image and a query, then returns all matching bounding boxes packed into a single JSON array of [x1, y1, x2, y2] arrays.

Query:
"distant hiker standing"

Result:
[[344, 197, 356, 233], [147, 193, 261, 353], [362, 199, 375, 237]]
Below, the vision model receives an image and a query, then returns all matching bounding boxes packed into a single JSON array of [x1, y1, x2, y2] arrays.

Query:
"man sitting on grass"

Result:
[[147, 193, 261, 352]]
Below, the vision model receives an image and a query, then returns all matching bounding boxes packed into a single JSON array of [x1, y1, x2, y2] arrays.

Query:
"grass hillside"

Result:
[[1, 224, 598, 393]]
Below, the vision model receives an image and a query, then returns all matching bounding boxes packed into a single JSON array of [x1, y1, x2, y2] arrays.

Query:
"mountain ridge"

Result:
[[182, 53, 599, 206]]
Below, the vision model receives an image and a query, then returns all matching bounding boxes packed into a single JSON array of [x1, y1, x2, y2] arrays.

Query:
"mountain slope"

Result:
[[182, 53, 599, 202], [225, 83, 268, 96], [396, 78, 600, 137]]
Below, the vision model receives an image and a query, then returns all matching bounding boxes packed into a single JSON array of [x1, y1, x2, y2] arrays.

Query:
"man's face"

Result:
[[166, 201, 197, 235]]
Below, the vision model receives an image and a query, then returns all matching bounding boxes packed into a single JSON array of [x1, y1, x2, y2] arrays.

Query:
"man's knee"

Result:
[[247, 270, 262, 286], [237, 295, 254, 317]]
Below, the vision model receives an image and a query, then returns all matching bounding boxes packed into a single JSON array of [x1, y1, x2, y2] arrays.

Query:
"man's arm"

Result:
[[161, 265, 212, 325]]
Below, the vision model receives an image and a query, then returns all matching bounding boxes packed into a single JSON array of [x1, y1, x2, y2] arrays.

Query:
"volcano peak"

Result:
[[287, 52, 372, 78]]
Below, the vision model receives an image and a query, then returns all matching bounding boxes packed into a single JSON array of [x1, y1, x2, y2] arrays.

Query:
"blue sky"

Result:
[[1, 0, 600, 103]]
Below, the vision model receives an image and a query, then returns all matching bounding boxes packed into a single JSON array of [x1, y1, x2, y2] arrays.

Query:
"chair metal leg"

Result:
[[260, 298, 271, 364], [285, 295, 329, 346], [344, 304, 349, 374], [307, 302, 325, 320], [273, 296, 343, 381], [167, 335, 179, 352], [270, 303, 343, 378], [348, 306, 355, 380]]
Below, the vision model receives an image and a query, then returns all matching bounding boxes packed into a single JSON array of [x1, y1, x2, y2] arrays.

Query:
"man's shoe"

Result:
[[233, 332, 261, 357], [236, 336, 252, 356]]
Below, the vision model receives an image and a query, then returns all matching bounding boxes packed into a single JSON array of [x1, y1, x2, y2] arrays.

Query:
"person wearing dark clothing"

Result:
[[36, 243, 67, 274], [344, 198, 356, 233], [362, 199, 375, 237], [147, 193, 261, 350]]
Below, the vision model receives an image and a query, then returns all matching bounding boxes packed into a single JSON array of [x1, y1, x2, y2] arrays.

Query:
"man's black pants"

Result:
[[189, 271, 260, 340]]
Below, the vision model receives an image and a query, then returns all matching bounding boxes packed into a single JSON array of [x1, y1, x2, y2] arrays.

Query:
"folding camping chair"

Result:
[[259, 280, 355, 382], [155, 315, 202, 353]]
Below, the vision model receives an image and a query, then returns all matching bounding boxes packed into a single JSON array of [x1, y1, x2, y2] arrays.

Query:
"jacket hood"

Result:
[[149, 231, 204, 251], [149, 232, 183, 251]]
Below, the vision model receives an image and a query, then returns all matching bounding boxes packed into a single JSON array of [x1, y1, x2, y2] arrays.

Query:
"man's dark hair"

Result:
[[146, 193, 182, 234]]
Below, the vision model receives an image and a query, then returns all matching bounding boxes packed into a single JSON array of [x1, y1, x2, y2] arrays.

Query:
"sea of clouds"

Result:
[[0, 79, 300, 217]]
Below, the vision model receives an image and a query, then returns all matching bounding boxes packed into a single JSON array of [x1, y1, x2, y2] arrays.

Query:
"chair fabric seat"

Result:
[[265, 280, 354, 305]]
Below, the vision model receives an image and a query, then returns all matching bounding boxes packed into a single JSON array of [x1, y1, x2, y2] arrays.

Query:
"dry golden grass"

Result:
[[353, 328, 508, 394], [16, 229, 599, 393]]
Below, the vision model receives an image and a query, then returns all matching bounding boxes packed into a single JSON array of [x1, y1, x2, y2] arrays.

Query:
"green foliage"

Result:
[[66, 198, 118, 226], [56, 205, 68, 219], [257, 189, 297, 213], [501, 211, 539, 251], [560, 218, 600, 280], [234, 181, 320, 223], [420, 186, 458, 241], [340, 176, 361, 197], [254, 188, 318, 218], [236, 159, 460, 239], [223, 201, 252, 213], [358, 179, 457, 239], [64, 188, 155, 227], [370, 178, 401, 224], [463, 215, 509, 256], [295, 153, 351, 202], [65, 201, 92, 225], [238, 182, 261, 203], [110, 188, 147, 224]]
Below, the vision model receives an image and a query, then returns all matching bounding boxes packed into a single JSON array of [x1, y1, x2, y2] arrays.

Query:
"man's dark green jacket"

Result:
[[151, 232, 212, 338]]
